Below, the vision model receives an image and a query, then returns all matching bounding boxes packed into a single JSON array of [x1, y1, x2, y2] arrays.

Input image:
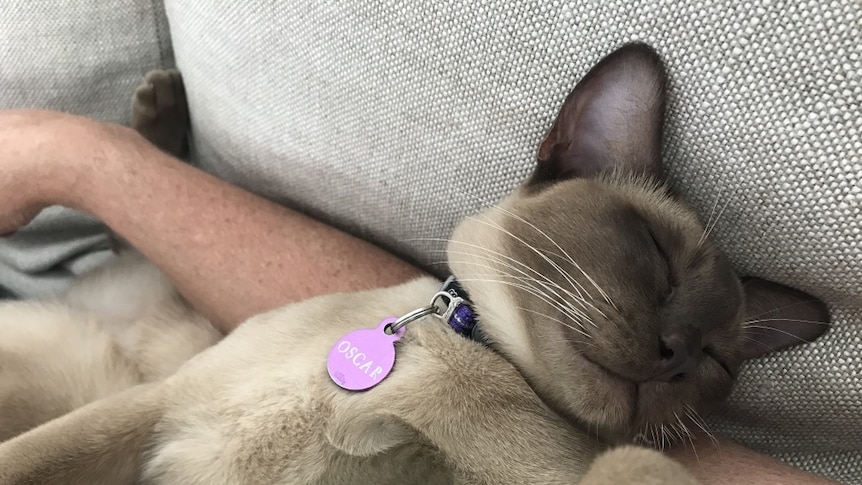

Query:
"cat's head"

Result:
[[448, 43, 831, 446]]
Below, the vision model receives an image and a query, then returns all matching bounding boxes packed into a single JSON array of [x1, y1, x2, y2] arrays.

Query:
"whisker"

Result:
[[697, 186, 724, 247], [673, 423, 686, 446], [443, 248, 588, 313], [443, 250, 596, 329], [675, 412, 699, 463], [422, 237, 592, 312], [454, 275, 592, 335], [740, 336, 780, 353], [701, 185, 739, 246], [743, 324, 819, 344], [673, 412, 688, 441], [683, 405, 718, 446], [409, 222, 614, 325], [478, 205, 619, 311], [743, 318, 830, 327], [517, 306, 593, 340], [467, 213, 591, 298], [466, 213, 614, 321], [430, 239, 603, 327]]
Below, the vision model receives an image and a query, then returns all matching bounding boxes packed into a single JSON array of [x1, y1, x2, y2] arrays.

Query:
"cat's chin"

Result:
[[563, 346, 697, 447], [550, 346, 639, 443], [571, 351, 726, 448]]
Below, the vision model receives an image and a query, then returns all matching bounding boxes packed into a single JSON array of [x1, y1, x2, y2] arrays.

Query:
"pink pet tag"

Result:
[[327, 318, 405, 391]]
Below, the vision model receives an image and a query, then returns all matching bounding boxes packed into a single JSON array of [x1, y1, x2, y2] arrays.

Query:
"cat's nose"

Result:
[[654, 331, 700, 382]]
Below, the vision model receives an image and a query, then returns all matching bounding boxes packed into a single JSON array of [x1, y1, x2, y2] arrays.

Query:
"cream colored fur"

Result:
[[0, 249, 221, 442], [0, 256, 700, 484]]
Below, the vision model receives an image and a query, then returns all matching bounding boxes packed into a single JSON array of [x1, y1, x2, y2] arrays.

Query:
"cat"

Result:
[[0, 42, 830, 485]]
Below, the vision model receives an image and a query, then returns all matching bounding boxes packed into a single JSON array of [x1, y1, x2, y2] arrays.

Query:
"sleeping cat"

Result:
[[0, 43, 830, 484]]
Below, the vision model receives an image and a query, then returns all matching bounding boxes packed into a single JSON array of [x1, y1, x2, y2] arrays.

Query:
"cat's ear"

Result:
[[738, 277, 831, 360], [529, 42, 667, 187]]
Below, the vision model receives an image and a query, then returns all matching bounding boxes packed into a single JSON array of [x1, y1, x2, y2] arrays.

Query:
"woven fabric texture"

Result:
[[0, 0, 174, 297], [165, 1, 860, 481]]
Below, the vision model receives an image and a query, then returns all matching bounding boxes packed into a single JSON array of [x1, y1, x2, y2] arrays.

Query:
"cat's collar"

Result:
[[433, 277, 492, 349], [384, 275, 478, 338], [432, 275, 479, 338]]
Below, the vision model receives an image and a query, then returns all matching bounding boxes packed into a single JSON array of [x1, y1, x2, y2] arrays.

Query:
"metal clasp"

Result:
[[430, 290, 465, 324], [383, 284, 468, 335]]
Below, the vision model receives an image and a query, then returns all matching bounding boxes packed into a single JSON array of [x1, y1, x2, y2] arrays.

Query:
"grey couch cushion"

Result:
[[0, 0, 174, 298], [164, 0, 861, 481]]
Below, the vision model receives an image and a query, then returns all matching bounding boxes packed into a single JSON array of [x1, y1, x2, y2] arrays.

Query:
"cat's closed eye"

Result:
[[703, 346, 734, 378], [647, 229, 675, 302]]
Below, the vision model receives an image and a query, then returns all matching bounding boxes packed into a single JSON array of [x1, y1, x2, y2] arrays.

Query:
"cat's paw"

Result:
[[131, 69, 189, 157], [578, 446, 701, 485]]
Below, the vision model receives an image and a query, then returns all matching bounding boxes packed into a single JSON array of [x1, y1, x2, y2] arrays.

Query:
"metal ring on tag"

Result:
[[387, 305, 439, 334]]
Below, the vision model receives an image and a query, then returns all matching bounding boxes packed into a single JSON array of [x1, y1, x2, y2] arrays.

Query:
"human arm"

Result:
[[665, 431, 842, 485], [0, 109, 425, 331]]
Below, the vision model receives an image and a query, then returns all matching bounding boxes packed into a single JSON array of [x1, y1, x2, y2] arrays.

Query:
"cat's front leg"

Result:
[[577, 446, 701, 485], [328, 325, 600, 485], [0, 301, 142, 442], [131, 68, 190, 158], [0, 383, 165, 485]]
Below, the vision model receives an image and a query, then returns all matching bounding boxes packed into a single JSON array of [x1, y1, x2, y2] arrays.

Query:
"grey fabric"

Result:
[[0, 0, 174, 298], [165, 0, 861, 481]]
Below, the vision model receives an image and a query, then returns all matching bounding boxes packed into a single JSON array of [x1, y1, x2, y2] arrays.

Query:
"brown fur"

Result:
[[0, 44, 830, 484]]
